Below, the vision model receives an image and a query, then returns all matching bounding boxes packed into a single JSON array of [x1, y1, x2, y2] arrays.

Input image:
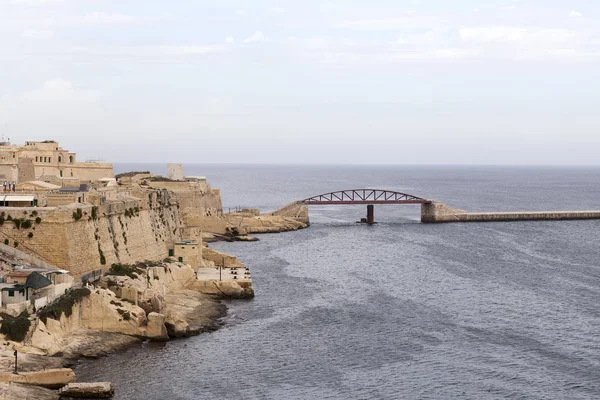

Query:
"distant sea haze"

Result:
[[80, 165, 600, 399]]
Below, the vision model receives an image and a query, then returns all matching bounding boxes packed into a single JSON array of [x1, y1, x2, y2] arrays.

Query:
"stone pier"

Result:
[[421, 202, 600, 223]]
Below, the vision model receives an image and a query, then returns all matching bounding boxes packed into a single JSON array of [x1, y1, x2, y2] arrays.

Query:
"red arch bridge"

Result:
[[300, 189, 432, 224]]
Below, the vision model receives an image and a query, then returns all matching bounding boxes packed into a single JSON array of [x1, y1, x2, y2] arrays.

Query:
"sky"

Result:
[[0, 0, 599, 164]]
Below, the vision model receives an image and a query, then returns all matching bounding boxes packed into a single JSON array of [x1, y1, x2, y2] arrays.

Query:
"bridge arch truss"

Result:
[[300, 189, 432, 205]]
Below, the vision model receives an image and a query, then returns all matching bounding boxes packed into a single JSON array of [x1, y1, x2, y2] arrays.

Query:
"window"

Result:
[[44, 157, 47, 162], [168, 249, 174, 257], [49, 157, 51, 163], [8, 290, 14, 297], [58, 156, 62, 162], [69, 156, 74, 163], [178, 257, 183, 262], [35, 156, 38, 162], [60, 171, 63, 177]]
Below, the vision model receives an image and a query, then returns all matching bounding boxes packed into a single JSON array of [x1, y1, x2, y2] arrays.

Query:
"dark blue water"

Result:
[[76, 165, 600, 399]]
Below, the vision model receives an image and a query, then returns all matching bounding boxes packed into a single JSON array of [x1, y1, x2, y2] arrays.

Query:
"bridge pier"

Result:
[[367, 205, 375, 224]]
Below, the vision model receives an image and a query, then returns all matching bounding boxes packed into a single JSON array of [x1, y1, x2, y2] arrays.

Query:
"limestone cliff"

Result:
[[16, 262, 229, 357]]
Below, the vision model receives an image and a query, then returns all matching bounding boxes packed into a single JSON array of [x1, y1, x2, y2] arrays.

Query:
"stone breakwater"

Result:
[[421, 201, 600, 223]]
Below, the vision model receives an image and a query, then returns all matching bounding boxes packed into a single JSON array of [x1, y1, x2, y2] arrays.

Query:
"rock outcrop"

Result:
[[59, 382, 114, 398], [0, 368, 75, 389]]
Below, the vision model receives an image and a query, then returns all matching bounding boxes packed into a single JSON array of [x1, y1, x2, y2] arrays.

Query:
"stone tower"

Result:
[[167, 163, 184, 181]]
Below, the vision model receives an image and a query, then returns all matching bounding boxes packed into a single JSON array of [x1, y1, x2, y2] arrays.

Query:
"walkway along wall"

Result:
[[421, 202, 600, 223]]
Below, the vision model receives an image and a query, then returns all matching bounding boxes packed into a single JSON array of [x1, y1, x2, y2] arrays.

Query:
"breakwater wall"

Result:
[[421, 202, 600, 223]]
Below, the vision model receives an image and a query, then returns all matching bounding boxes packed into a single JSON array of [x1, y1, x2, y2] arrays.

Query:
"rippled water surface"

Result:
[[76, 165, 600, 399]]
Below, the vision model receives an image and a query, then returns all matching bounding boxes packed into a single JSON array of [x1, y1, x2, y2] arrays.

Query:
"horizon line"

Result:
[[111, 162, 600, 168]]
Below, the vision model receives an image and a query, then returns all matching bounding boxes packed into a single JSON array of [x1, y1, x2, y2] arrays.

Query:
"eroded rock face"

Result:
[[146, 313, 168, 340], [78, 290, 147, 337], [0, 382, 59, 400], [26, 288, 149, 356], [22, 261, 233, 360], [59, 382, 114, 399], [223, 214, 307, 234], [0, 368, 76, 389], [163, 290, 226, 337]]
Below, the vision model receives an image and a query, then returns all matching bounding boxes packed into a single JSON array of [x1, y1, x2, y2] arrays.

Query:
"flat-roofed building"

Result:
[[0, 140, 114, 183]]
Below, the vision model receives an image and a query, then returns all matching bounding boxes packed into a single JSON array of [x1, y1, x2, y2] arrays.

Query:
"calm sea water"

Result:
[[76, 165, 600, 400]]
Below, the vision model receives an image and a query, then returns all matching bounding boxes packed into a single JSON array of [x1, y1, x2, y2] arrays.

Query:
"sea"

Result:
[[75, 165, 600, 400]]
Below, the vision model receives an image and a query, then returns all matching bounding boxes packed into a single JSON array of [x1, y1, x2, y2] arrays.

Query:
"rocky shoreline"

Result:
[[0, 257, 243, 399], [0, 200, 310, 399]]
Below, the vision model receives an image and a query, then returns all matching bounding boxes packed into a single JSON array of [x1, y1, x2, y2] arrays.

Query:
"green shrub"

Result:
[[106, 263, 143, 279], [0, 311, 31, 342], [38, 288, 91, 324], [13, 219, 21, 229], [13, 242, 18, 248], [91, 206, 98, 220], [6, 215, 12, 221], [21, 220, 32, 229], [72, 208, 83, 221], [3, 239, 8, 245], [115, 171, 150, 179], [27, 232, 33, 239], [35, 217, 42, 224]]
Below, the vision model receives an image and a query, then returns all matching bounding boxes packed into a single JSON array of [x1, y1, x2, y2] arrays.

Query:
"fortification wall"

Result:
[[149, 182, 223, 229], [0, 189, 184, 277]]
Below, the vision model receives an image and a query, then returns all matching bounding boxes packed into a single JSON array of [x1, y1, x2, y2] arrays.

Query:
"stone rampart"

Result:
[[0, 190, 184, 277]]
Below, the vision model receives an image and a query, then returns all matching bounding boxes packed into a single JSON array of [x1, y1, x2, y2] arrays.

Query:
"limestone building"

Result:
[[0, 139, 114, 183]]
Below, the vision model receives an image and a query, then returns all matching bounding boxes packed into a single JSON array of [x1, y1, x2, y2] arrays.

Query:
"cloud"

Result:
[[569, 11, 583, 18], [159, 45, 225, 55], [267, 7, 286, 15], [335, 17, 417, 31], [21, 29, 54, 39], [18, 79, 101, 104], [243, 31, 266, 44], [80, 12, 144, 25], [9, 0, 65, 5], [459, 26, 576, 45], [459, 26, 528, 42], [225, 36, 235, 44]]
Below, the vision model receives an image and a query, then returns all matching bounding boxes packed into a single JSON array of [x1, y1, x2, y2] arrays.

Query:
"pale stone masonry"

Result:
[[0, 177, 223, 278], [0, 140, 114, 183]]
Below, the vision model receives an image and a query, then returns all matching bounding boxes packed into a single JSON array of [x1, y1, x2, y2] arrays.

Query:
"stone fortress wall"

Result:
[[0, 182, 223, 278]]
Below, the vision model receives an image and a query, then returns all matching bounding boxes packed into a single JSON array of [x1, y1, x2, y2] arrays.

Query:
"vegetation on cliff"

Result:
[[106, 263, 144, 279], [38, 288, 91, 324], [106, 261, 166, 279], [115, 171, 150, 179], [0, 311, 31, 342], [72, 208, 83, 221]]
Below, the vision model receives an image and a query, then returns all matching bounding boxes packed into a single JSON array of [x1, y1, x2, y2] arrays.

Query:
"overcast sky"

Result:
[[1, 0, 599, 164]]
